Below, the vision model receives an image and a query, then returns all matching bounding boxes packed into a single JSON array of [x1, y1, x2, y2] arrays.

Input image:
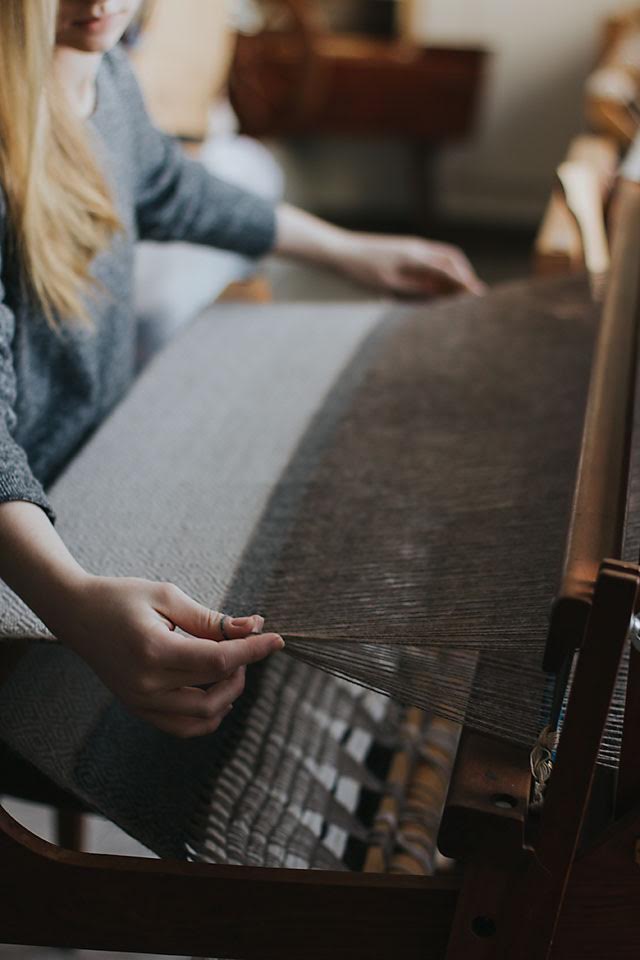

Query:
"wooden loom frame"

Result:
[[2, 178, 640, 960]]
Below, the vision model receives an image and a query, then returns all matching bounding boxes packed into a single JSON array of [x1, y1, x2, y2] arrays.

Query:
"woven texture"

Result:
[[223, 276, 598, 747], [0, 278, 597, 859]]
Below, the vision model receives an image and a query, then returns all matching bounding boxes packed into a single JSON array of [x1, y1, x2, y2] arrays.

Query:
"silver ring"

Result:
[[219, 614, 231, 641]]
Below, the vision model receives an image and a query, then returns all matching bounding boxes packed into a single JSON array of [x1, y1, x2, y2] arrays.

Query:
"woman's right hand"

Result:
[[50, 575, 283, 738], [0, 503, 282, 737]]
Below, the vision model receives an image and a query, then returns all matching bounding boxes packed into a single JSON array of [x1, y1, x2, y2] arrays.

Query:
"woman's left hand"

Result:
[[335, 232, 487, 298], [275, 204, 487, 298]]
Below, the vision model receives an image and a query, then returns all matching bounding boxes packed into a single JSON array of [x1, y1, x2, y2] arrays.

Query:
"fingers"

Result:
[[429, 246, 487, 296], [131, 668, 247, 720], [153, 583, 264, 642], [126, 628, 281, 738], [445, 249, 487, 296], [132, 669, 246, 738], [400, 242, 487, 297], [157, 626, 284, 679]]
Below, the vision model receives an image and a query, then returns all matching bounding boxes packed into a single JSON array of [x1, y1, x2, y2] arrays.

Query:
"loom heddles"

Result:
[[185, 656, 460, 872]]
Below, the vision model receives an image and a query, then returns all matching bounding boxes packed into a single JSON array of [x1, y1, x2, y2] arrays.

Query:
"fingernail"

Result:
[[274, 636, 285, 650], [231, 617, 253, 628], [226, 704, 234, 714]]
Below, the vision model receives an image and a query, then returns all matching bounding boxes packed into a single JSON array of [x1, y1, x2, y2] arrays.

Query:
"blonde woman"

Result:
[[0, 1, 483, 739]]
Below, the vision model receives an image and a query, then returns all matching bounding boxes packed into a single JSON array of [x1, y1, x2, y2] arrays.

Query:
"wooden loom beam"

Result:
[[439, 732, 533, 959], [552, 798, 640, 959], [0, 801, 459, 959], [514, 562, 640, 960], [544, 179, 640, 672], [440, 562, 640, 960]]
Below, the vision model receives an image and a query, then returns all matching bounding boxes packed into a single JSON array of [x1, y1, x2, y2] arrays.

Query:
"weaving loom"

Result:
[[1, 191, 640, 960]]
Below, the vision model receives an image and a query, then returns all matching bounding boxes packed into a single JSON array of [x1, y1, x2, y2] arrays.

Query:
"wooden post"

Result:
[[509, 562, 640, 960]]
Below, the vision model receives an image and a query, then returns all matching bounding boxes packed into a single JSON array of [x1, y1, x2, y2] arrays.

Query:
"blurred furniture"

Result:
[[315, 0, 417, 38], [534, 135, 618, 283], [229, 0, 487, 222], [315, 0, 396, 36], [396, 0, 417, 41], [585, 8, 640, 149], [230, 0, 485, 139], [128, 0, 235, 142], [534, 9, 640, 279]]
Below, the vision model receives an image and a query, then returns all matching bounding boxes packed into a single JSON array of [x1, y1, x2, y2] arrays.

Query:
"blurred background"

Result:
[[127, 0, 640, 301], [229, 0, 624, 226]]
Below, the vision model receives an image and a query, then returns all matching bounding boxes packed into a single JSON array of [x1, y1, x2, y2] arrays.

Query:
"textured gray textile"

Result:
[[0, 46, 275, 522], [0, 300, 392, 861], [0, 302, 385, 639]]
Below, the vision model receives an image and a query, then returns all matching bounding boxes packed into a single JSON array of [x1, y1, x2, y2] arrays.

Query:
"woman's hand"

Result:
[[0, 504, 282, 740], [52, 575, 283, 738], [334, 232, 487, 297], [274, 203, 486, 297]]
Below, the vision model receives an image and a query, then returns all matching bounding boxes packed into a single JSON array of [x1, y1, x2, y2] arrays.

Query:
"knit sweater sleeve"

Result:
[[110, 49, 277, 255], [0, 197, 54, 522]]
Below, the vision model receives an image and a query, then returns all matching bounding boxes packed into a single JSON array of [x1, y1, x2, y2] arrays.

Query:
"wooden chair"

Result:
[[533, 134, 618, 286], [585, 8, 640, 148], [534, 6, 640, 281]]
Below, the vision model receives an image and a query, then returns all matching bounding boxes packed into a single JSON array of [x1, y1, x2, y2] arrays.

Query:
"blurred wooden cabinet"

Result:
[[230, 32, 487, 142], [229, 2, 486, 224], [229, 1, 486, 143]]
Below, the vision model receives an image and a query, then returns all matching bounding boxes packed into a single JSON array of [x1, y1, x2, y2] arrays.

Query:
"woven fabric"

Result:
[[0, 300, 396, 859], [0, 279, 597, 860]]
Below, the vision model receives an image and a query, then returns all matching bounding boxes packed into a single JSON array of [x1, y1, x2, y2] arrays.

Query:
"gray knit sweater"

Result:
[[0, 48, 276, 523]]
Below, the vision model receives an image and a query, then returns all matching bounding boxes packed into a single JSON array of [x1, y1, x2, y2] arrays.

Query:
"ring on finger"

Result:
[[219, 614, 231, 641]]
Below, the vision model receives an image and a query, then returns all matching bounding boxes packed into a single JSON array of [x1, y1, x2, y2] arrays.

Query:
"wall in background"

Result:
[[407, 0, 632, 223], [275, 0, 634, 227]]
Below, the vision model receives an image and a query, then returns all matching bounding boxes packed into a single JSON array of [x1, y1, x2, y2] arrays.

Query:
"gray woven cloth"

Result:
[[0, 300, 394, 860], [0, 280, 597, 862]]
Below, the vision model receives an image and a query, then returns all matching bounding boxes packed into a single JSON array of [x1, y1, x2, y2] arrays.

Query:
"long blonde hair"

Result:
[[0, 0, 120, 328]]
